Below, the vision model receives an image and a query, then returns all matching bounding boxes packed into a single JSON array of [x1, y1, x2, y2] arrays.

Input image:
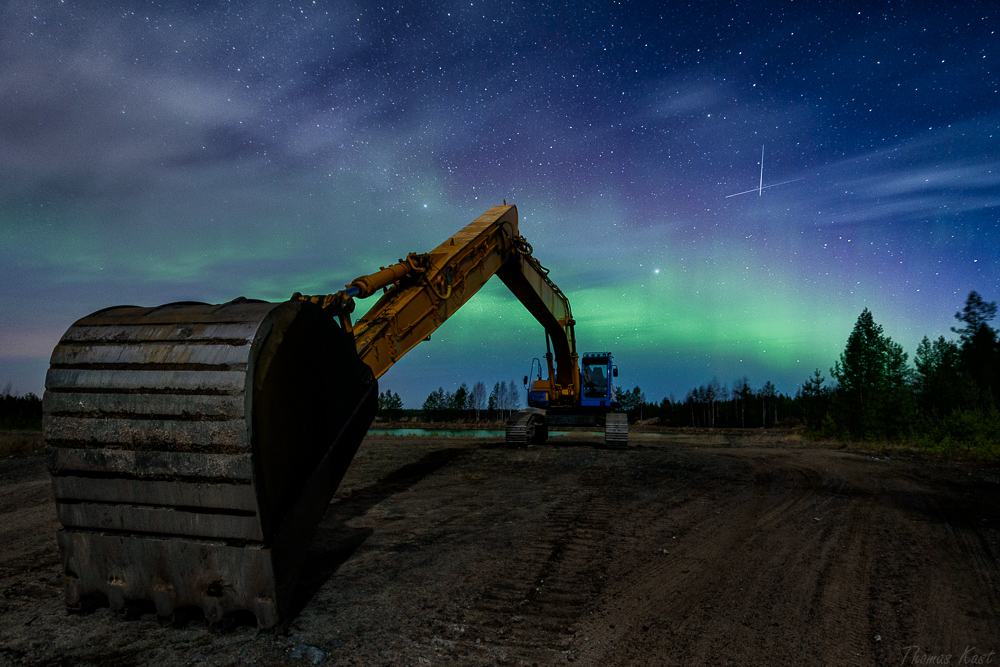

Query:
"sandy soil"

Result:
[[1, 432, 998, 666]]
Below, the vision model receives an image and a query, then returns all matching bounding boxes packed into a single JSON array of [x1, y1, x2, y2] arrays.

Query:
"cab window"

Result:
[[583, 362, 608, 399]]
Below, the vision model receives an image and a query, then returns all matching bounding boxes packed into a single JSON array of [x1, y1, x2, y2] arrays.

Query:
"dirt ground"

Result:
[[1, 431, 999, 666]]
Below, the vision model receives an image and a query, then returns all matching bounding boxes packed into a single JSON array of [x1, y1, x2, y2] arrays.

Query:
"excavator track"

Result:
[[505, 409, 547, 447], [604, 413, 629, 449], [44, 299, 377, 628]]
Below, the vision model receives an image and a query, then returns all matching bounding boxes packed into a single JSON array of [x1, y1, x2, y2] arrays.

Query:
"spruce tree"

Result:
[[452, 383, 470, 419], [377, 390, 404, 420], [831, 308, 912, 438], [798, 369, 830, 431], [422, 387, 447, 420], [914, 336, 965, 416]]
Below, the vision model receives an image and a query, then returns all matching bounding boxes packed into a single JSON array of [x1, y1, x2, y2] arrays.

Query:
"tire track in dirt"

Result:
[[866, 465, 1000, 662], [741, 453, 877, 661], [437, 489, 616, 665], [2, 439, 998, 666], [575, 450, 888, 665], [397, 444, 642, 665]]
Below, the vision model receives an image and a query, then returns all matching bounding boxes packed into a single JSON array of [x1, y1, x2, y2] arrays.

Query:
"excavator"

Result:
[[43, 203, 627, 629]]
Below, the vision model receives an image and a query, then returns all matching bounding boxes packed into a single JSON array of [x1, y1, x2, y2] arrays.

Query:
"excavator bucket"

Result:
[[43, 298, 377, 628]]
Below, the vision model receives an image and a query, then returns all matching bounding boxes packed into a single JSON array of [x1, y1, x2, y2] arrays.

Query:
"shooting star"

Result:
[[759, 144, 764, 196], [726, 144, 804, 198]]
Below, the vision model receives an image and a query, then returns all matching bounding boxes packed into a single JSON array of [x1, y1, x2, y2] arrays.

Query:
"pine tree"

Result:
[[952, 291, 998, 345], [951, 291, 999, 406]]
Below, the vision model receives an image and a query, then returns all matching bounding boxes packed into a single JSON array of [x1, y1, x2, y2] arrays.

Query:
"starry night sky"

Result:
[[1, 0, 998, 407]]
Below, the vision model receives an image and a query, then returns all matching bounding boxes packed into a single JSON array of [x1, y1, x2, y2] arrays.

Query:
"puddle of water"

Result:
[[367, 428, 590, 438], [367, 429, 687, 441], [368, 428, 502, 437]]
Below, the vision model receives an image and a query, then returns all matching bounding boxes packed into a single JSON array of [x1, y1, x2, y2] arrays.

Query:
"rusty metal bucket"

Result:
[[44, 298, 377, 627]]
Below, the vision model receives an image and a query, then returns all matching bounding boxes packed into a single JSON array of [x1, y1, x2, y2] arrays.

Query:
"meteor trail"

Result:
[[759, 144, 764, 196], [726, 144, 804, 198], [726, 177, 805, 198]]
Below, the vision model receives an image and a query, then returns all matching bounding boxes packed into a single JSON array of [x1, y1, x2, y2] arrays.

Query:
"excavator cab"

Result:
[[527, 352, 620, 410], [580, 353, 618, 408]]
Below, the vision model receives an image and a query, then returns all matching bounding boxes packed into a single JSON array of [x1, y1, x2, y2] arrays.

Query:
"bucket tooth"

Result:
[[253, 597, 278, 630], [63, 573, 81, 608], [152, 584, 175, 618], [107, 579, 127, 613], [202, 585, 229, 625], [45, 299, 378, 628]]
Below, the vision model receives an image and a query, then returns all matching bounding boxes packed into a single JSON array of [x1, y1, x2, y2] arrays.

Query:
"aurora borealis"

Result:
[[1, 1, 998, 407]]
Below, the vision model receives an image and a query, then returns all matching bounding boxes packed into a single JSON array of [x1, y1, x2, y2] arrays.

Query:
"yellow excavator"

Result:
[[43, 203, 627, 628]]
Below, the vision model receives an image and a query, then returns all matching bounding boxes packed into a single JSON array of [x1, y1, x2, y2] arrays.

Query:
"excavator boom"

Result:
[[296, 203, 618, 448], [295, 204, 580, 400], [352, 206, 525, 377]]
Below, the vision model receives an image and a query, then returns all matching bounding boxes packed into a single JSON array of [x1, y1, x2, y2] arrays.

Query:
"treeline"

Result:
[[614, 381, 797, 429], [807, 291, 999, 449], [620, 291, 1000, 453], [376, 291, 999, 454], [0, 385, 42, 430], [377, 380, 522, 422]]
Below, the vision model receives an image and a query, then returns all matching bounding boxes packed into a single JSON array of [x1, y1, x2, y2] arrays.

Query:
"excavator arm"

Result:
[[293, 204, 580, 405], [42, 203, 605, 631]]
